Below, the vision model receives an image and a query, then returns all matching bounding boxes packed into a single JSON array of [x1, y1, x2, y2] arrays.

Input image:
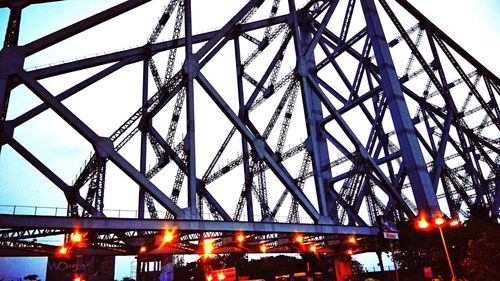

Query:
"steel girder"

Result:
[[0, 0, 499, 256], [0, 214, 377, 256]]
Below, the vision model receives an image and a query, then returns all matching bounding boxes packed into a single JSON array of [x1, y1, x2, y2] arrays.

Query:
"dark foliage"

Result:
[[244, 255, 305, 280], [391, 204, 500, 281], [173, 253, 341, 281]]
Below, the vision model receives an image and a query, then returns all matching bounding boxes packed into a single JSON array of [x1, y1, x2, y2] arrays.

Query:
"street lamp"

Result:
[[416, 214, 459, 281], [434, 216, 457, 281]]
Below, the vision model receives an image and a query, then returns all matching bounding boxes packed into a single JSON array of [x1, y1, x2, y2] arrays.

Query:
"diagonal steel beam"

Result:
[[394, 0, 500, 85], [12, 57, 136, 128], [196, 71, 321, 223], [16, 70, 185, 218], [7, 138, 101, 217], [21, 0, 150, 56]]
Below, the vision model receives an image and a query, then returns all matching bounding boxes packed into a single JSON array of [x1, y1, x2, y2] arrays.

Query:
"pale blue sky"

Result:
[[0, 0, 499, 280]]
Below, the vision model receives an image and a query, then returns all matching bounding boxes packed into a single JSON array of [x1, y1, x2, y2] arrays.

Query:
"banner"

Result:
[[46, 256, 115, 281]]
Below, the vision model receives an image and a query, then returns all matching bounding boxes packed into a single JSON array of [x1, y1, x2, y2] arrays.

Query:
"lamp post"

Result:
[[434, 217, 456, 281], [417, 215, 459, 281]]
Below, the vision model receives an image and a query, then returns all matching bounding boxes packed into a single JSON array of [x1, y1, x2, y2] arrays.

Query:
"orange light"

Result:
[[434, 216, 445, 226], [74, 278, 81, 281], [71, 231, 83, 243], [206, 274, 213, 281], [348, 236, 357, 244], [417, 216, 430, 229], [449, 218, 460, 227], [58, 246, 68, 255], [259, 244, 267, 253], [294, 234, 304, 244], [204, 240, 214, 255], [164, 233, 174, 242], [309, 244, 317, 253], [217, 272, 225, 280], [346, 249, 353, 255], [161, 228, 176, 246], [139, 246, 147, 253], [236, 233, 245, 243]]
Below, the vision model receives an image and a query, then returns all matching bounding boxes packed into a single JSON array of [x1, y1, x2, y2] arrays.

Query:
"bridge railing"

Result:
[[0, 204, 314, 223], [0, 204, 142, 218]]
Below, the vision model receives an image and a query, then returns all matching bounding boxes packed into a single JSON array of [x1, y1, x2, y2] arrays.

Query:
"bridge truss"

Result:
[[0, 0, 499, 256]]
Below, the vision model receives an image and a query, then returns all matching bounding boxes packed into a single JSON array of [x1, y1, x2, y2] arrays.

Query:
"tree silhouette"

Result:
[[392, 204, 500, 281], [458, 204, 500, 281]]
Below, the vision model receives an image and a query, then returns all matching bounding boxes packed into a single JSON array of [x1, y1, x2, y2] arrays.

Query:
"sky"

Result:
[[0, 0, 499, 280]]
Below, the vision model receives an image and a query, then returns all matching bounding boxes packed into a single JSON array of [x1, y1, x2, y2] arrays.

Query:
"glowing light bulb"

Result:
[[434, 217, 445, 226], [295, 234, 304, 243], [237, 233, 245, 243], [71, 231, 83, 243], [260, 244, 267, 253], [58, 246, 68, 255], [348, 236, 356, 244], [449, 219, 460, 227], [417, 216, 430, 229], [309, 244, 317, 253], [161, 228, 176, 246], [204, 240, 214, 256]]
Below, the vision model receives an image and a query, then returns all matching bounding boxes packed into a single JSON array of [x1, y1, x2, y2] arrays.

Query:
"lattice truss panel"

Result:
[[0, 0, 499, 254]]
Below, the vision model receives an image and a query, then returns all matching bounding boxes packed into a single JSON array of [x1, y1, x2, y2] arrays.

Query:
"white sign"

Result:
[[383, 232, 399, 240]]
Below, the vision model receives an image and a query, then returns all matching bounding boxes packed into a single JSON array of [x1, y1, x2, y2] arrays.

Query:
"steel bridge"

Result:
[[0, 0, 499, 257]]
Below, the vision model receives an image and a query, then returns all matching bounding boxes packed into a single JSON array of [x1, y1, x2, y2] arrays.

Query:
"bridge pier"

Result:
[[136, 255, 173, 281], [332, 254, 353, 281]]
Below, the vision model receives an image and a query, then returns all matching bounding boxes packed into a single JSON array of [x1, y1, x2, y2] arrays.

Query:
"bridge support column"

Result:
[[332, 254, 353, 281], [376, 251, 385, 272], [0, 3, 22, 154], [184, 0, 199, 218], [289, 0, 337, 223], [136, 255, 173, 281], [360, 0, 440, 217]]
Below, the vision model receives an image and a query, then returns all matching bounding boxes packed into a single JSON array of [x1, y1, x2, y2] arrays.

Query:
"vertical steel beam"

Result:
[[184, 0, 198, 218], [289, 0, 336, 223], [138, 57, 148, 219], [234, 36, 254, 222], [0, 5, 22, 153], [0, 75, 10, 150], [3, 5, 21, 48], [360, 0, 440, 217], [494, 177, 500, 217]]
